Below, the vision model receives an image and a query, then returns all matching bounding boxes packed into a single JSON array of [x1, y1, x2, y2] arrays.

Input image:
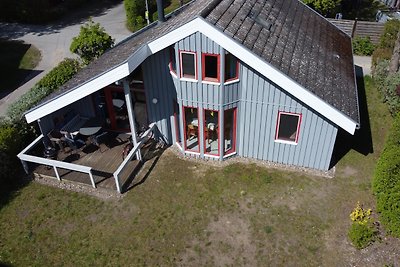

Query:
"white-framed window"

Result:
[[275, 111, 302, 144], [180, 51, 197, 80]]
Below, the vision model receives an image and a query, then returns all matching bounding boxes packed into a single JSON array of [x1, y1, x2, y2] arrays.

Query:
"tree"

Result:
[[70, 19, 115, 64], [302, 0, 342, 17]]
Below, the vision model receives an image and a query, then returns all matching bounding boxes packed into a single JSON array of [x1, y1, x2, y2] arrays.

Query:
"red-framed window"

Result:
[[202, 53, 220, 82], [169, 46, 177, 74], [275, 111, 302, 144], [224, 108, 237, 155], [225, 52, 239, 82], [203, 109, 220, 156], [180, 51, 197, 80], [183, 106, 200, 152]]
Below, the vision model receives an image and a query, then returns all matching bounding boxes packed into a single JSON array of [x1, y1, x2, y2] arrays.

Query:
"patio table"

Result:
[[79, 117, 103, 136]]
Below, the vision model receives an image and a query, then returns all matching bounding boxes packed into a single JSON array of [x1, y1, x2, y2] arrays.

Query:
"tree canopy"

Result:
[[70, 19, 115, 64], [302, 0, 342, 17]]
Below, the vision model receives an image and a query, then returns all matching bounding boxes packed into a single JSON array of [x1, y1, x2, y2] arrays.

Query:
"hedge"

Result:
[[372, 113, 400, 237], [7, 58, 81, 121], [352, 36, 375, 56]]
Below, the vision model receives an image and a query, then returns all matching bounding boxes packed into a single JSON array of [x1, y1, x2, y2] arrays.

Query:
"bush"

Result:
[[372, 48, 392, 67], [372, 113, 400, 237], [352, 36, 375, 56], [7, 58, 81, 121], [124, 0, 159, 32], [70, 19, 114, 64], [379, 20, 400, 50], [348, 202, 377, 249], [348, 222, 376, 249]]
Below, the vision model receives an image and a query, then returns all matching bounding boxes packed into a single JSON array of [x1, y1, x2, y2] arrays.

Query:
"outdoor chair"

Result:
[[64, 136, 85, 154], [92, 131, 109, 152], [47, 129, 65, 151]]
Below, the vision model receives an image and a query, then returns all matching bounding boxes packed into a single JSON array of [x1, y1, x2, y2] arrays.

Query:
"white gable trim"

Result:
[[25, 17, 357, 134]]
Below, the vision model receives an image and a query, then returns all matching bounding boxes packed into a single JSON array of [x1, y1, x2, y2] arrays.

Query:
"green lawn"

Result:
[[0, 39, 41, 92], [0, 76, 398, 266]]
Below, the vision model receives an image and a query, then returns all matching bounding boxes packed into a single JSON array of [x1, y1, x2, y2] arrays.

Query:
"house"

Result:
[[18, 0, 360, 192]]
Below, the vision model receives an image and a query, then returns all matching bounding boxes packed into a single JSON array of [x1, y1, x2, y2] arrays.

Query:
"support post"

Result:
[[53, 166, 61, 181], [219, 47, 225, 161], [88, 170, 96, 188], [122, 79, 142, 161], [114, 174, 122, 193]]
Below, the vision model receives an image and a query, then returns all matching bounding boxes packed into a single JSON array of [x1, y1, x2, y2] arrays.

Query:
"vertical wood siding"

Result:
[[238, 63, 338, 170]]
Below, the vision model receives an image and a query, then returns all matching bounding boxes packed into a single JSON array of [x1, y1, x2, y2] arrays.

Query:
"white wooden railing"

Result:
[[17, 134, 96, 188], [113, 123, 156, 193]]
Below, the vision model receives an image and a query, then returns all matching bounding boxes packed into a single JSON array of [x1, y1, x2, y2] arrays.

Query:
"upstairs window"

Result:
[[202, 53, 219, 82], [275, 112, 301, 144], [225, 52, 238, 82], [169, 46, 176, 74], [180, 51, 197, 80]]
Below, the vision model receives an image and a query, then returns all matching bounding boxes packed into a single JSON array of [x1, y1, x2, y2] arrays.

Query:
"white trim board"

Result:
[[25, 17, 358, 134]]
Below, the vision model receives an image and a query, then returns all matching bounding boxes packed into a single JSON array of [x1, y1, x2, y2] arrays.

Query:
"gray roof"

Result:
[[39, 0, 359, 124]]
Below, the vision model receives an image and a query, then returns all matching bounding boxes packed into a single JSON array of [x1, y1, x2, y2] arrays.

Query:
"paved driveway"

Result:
[[0, 1, 131, 116]]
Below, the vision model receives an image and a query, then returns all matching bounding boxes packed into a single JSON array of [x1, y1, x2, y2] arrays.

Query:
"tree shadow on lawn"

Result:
[[0, 170, 32, 213], [0, 39, 42, 97], [0, 0, 122, 40], [330, 66, 373, 168]]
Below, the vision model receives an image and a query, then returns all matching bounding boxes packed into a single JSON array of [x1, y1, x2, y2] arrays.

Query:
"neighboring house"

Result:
[[18, 0, 359, 192]]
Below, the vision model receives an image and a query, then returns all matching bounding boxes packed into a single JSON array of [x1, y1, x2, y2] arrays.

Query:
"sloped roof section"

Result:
[[203, 0, 359, 123]]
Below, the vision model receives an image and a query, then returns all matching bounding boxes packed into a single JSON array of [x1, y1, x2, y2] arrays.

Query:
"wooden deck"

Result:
[[31, 133, 144, 192]]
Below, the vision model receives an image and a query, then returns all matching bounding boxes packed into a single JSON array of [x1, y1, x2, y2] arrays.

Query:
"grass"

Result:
[[0, 39, 41, 92], [0, 76, 398, 266]]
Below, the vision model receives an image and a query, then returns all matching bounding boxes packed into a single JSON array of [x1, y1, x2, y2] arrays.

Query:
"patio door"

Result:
[[104, 86, 130, 132]]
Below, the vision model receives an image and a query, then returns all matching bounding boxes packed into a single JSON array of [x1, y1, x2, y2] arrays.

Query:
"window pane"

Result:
[[225, 53, 238, 81], [277, 113, 300, 142], [184, 107, 199, 152], [224, 109, 236, 154], [182, 53, 195, 78], [204, 110, 219, 155], [204, 55, 218, 80]]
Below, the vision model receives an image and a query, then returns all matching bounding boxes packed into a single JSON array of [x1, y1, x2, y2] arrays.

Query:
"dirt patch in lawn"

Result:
[[180, 213, 257, 266]]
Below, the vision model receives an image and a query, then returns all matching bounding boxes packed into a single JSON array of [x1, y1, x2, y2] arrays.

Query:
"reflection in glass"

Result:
[[204, 110, 219, 155], [184, 107, 199, 152], [224, 109, 236, 154]]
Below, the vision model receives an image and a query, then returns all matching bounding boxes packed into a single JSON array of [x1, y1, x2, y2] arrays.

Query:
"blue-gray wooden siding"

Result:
[[141, 31, 337, 170], [237, 63, 338, 170], [38, 96, 96, 135]]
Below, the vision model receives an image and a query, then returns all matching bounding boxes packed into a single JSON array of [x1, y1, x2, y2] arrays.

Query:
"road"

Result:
[[0, 1, 131, 117]]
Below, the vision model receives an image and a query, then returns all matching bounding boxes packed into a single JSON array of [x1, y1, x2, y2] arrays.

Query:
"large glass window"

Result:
[[204, 109, 219, 156], [225, 52, 238, 82], [180, 51, 196, 79], [275, 112, 301, 143], [184, 107, 199, 152], [224, 108, 236, 155], [202, 54, 219, 82]]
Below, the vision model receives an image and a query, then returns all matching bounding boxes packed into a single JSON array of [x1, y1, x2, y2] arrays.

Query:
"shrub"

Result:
[[124, 0, 158, 32], [70, 19, 114, 64], [348, 222, 376, 249], [379, 20, 400, 50], [348, 202, 377, 249], [7, 58, 81, 121], [372, 113, 400, 237], [352, 36, 375, 56], [372, 48, 392, 67]]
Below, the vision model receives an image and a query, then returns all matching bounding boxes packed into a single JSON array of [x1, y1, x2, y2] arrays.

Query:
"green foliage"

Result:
[[352, 36, 375, 56], [124, 0, 152, 32], [348, 222, 377, 249], [7, 58, 81, 121], [302, 0, 341, 16], [372, 113, 400, 237], [70, 19, 114, 64], [375, 71, 400, 115], [372, 48, 393, 67], [379, 20, 400, 50]]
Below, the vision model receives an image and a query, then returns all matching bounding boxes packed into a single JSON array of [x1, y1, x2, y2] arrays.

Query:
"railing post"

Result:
[[114, 173, 122, 193], [53, 166, 61, 181], [88, 170, 96, 188]]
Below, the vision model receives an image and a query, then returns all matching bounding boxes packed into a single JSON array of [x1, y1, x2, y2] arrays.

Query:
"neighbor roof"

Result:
[[25, 0, 359, 132]]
